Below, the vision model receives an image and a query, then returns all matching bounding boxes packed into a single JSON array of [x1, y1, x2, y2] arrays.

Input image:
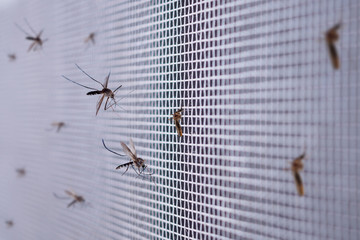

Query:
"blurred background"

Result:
[[0, 0, 359, 239]]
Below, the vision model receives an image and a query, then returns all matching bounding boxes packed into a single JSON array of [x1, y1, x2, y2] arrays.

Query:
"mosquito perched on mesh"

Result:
[[169, 107, 184, 137], [15, 19, 47, 52], [62, 64, 122, 115], [16, 168, 26, 177], [49, 122, 65, 132], [5, 220, 14, 228], [285, 150, 306, 196], [54, 190, 85, 208], [8, 53, 16, 62], [84, 32, 96, 45], [102, 139, 154, 179], [325, 23, 341, 69]]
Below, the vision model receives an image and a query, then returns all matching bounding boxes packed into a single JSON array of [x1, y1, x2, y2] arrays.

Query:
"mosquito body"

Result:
[[51, 122, 65, 132], [169, 108, 184, 137], [102, 139, 153, 177], [84, 32, 96, 45], [62, 64, 122, 115], [16, 168, 26, 177], [8, 54, 16, 62], [5, 220, 13, 228], [15, 19, 47, 52], [325, 23, 341, 69], [54, 190, 85, 208], [288, 151, 305, 196]]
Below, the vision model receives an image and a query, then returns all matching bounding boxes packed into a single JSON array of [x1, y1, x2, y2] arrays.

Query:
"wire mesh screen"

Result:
[[0, 0, 359, 239]]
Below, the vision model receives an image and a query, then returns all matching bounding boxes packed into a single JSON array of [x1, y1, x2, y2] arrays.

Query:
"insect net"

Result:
[[0, 0, 359, 239]]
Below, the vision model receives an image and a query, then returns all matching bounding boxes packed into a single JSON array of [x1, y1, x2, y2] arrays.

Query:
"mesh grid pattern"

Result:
[[0, 0, 359, 239]]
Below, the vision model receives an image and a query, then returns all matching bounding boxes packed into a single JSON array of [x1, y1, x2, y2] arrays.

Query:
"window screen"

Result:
[[0, 0, 359, 239]]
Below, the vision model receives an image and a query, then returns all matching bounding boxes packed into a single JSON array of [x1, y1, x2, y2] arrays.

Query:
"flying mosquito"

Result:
[[54, 190, 85, 208], [169, 107, 184, 137], [102, 139, 153, 178], [50, 122, 65, 132], [84, 32, 96, 45], [8, 53, 16, 62], [325, 23, 341, 69], [286, 151, 306, 196], [62, 64, 122, 116], [5, 220, 13, 228], [15, 19, 47, 52], [16, 168, 26, 177]]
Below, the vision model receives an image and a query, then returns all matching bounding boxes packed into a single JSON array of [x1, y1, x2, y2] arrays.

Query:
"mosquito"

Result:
[[62, 64, 122, 116], [325, 23, 341, 69], [5, 220, 13, 228], [286, 151, 306, 196], [16, 168, 26, 177], [102, 139, 153, 178], [50, 122, 65, 132], [8, 53, 16, 62], [15, 19, 47, 52], [84, 32, 96, 45], [54, 190, 85, 208], [169, 107, 184, 137]]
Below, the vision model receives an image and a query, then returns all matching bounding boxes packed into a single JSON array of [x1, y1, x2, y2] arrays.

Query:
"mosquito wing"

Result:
[[65, 190, 76, 198], [103, 72, 110, 88], [174, 119, 183, 136], [129, 138, 137, 157], [28, 41, 36, 52], [96, 94, 105, 116], [121, 142, 136, 161], [292, 171, 304, 196]]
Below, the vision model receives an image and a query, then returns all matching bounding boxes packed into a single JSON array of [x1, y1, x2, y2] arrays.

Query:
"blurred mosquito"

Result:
[[62, 64, 122, 116], [84, 32, 96, 45], [16, 168, 26, 177], [169, 107, 184, 137], [8, 53, 16, 62], [5, 220, 13, 228], [325, 23, 341, 69], [102, 139, 154, 179], [15, 19, 47, 52], [285, 151, 306, 196], [54, 190, 85, 208], [50, 122, 65, 132]]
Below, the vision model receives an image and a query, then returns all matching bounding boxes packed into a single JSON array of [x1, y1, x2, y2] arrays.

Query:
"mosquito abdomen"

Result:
[[87, 90, 102, 95]]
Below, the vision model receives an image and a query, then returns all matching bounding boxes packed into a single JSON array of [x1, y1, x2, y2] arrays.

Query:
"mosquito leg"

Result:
[[104, 97, 109, 110], [122, 165, 130, 175], [67, 200, 77, 208]]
